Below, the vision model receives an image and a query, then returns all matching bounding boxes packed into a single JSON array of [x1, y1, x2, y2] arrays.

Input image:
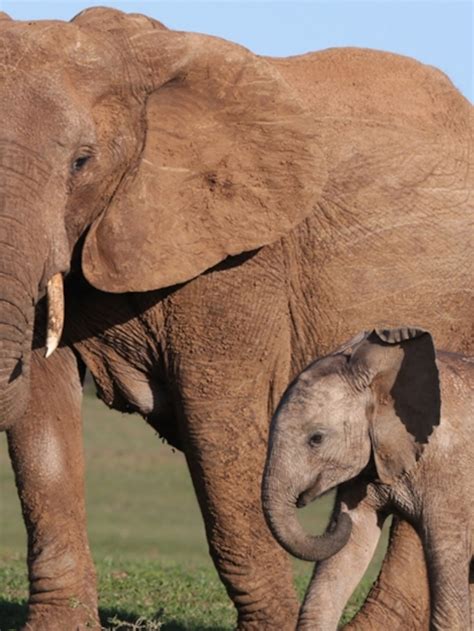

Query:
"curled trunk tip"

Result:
[[263, 476, 353, 562], [297, 512, 352, 562]]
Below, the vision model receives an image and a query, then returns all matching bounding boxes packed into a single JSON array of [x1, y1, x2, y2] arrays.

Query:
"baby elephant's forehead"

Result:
[[289, 370, 349, 409]]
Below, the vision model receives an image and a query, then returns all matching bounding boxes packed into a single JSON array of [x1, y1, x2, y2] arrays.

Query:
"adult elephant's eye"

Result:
[[308, 432, 324, 447], [71, 155, 91, 173]]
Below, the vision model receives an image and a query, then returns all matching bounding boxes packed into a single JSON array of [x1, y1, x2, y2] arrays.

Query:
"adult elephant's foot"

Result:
[[221, 554, 299, 631], [23, 561, 99, 631], [18, 547, 100, 631], [236, 594, 298, 630], [237, 607, 297, 631], [346, 518, 430, 630], [22, 600, 100, 631], [227, 559, 299, 631]]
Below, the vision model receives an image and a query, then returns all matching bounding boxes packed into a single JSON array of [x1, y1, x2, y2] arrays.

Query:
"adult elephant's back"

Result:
[[272, 47, 472, 363]]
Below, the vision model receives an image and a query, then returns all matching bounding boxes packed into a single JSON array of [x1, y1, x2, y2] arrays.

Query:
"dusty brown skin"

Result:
[[263, 328, 474, 630], [0, 7, 472, 630]]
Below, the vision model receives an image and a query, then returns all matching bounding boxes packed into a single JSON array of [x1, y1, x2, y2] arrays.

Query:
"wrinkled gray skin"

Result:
[[263, 327, 474, 631]]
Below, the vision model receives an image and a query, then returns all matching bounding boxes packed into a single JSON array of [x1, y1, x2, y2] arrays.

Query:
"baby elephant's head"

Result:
[[262, 326, 440, 562]]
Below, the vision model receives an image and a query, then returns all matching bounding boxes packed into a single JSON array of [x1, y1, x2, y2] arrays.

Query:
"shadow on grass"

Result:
[[0, 602, 227, 631], [101, 608, 228, 631], [0, 600, 27, 630], [160, 623, 227, 631]]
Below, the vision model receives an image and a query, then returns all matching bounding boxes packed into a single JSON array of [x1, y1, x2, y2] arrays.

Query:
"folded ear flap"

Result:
[[349, 327, 441, 484], [82, 30, 326, 292]]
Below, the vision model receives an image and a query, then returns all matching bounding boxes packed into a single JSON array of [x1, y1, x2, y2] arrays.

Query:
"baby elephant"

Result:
[[262, 327, 473, 631]]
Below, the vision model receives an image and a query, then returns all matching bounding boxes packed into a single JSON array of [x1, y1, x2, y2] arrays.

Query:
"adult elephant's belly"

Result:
[[83, 353, 182, 449], [80, 342, 181, 448], [65, 280, 182, 449]]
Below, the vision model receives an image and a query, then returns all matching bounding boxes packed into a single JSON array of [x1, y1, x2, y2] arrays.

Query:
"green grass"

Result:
[[0, 391, 388, 630]]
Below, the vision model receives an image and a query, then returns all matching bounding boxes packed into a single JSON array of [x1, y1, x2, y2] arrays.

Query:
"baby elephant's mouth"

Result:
[[296, 476, 322, 508]]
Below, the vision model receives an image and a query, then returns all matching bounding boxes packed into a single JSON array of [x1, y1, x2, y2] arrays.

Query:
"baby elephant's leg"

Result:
[[422, 511, 471, 630]]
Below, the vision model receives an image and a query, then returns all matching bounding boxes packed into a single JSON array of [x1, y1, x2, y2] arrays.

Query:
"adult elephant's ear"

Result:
[[81, 26, 326, 292], [349, 327, 441, 484]]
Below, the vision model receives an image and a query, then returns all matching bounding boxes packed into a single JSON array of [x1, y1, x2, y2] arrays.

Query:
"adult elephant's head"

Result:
[[0, 7, 326, 427]]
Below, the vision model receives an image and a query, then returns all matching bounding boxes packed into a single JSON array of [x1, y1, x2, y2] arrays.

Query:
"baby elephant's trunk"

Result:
[[262, 466, 352, 561]]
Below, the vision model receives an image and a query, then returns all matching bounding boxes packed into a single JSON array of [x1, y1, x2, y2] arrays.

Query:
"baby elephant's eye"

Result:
[[308, 432, 324, 447], [71, 155, 91, 174]]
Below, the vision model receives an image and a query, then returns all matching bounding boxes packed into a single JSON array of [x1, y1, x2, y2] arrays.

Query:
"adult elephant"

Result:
[[0, 7, 471, 631]]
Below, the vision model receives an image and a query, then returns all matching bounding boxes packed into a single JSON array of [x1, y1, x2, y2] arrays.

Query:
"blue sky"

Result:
[[1, 1, 472, 100]]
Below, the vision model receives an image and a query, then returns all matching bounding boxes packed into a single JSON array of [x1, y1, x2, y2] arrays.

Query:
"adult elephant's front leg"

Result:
[[6, 348, 99, 631], [176, 359, 298, 630], [163, 246, 299, 629]]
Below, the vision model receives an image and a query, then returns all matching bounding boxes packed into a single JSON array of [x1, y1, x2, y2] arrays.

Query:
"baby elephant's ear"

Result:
[[332, 330, 370, 356], [373, 327, 429, 345], [350, 327, 441, 484]]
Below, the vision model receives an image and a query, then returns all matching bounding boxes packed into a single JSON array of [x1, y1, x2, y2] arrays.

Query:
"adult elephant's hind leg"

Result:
[[346, 518, 429, 630], [176, 359, 299, 630]]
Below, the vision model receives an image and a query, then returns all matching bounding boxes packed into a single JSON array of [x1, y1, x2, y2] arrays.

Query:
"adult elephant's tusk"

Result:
[[45, 273, 64, 359]]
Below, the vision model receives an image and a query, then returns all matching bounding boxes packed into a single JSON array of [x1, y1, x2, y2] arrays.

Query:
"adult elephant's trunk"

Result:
[[0, 148, 65, 427], [0, 266, 35, 426], [0, 260, 65, 429], [262, 458, 352, 562]]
